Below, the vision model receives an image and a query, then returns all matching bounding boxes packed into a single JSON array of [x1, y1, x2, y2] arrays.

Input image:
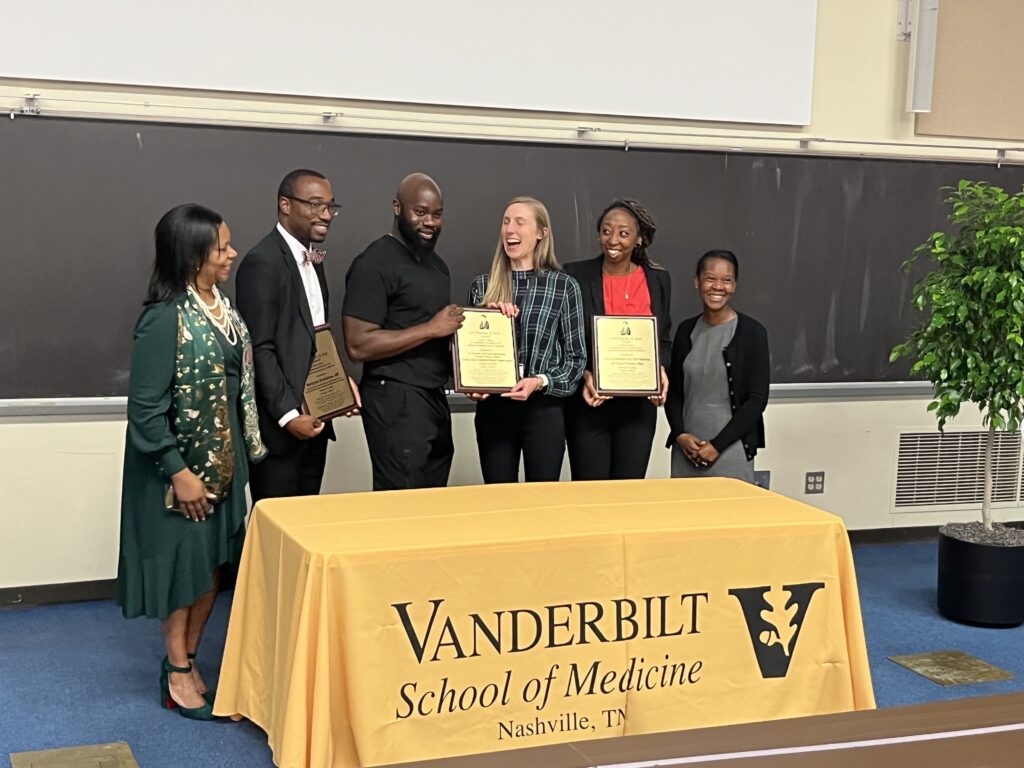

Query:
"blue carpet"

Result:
[[856, 541, 1024, 707], [0, 598, 274, 767], [2, 540, 1022, 766]]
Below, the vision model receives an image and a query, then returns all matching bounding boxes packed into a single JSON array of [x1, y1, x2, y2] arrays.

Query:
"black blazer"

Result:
[[235, 228, 335, 455], [563, 256, 673, 381], [665, 312, 769, 460]]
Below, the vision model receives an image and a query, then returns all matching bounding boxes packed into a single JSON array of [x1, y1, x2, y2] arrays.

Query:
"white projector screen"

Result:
[[0, 0, 817, 125]]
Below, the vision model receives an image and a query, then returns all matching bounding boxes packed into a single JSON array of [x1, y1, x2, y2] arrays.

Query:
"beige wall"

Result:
[[915, 0, 1024, 142], [0, 1, 1019, 164], [2, 396, 1012, 589]]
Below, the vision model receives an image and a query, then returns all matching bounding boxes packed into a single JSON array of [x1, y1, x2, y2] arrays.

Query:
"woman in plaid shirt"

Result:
[[467, 197, 586, 483]]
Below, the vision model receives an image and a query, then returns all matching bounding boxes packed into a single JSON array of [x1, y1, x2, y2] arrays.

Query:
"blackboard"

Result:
[[2, 116, 1021, 398]]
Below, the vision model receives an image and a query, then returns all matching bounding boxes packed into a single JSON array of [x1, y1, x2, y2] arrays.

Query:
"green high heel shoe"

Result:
[[188, 652, 216, 705], [160, 656, 215, 721]]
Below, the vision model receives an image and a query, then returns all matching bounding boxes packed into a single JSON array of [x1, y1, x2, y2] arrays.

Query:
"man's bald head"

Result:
[[393, 173, 444, 254], [395, 172, 442, 207]]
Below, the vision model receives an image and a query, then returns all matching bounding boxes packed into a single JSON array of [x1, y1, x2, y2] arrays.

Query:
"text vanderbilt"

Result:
[[391, 594, 709, 663]]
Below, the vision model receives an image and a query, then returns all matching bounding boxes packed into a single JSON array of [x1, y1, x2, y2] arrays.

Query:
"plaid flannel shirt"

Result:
[[469, 269, 586, 397]]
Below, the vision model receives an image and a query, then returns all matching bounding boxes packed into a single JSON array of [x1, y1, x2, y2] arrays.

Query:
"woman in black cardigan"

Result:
[[665, 250, 769, 481], [564, 199, 671, 480]]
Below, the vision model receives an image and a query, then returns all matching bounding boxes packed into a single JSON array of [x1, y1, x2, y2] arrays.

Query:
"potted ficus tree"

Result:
[[891, 179, 1024, 626]]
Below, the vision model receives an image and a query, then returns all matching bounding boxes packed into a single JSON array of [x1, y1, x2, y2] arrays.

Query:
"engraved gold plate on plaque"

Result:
[[593, 314, 660, 396], [452, 307, 519, 393], [303, 324, 356, 420]]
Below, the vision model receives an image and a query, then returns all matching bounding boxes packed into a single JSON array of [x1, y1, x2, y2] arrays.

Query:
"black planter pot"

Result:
[[937, 530, 1024, 626]]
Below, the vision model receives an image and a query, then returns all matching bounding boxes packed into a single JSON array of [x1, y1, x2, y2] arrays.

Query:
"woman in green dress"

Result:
[[117, 203, 266, 720]]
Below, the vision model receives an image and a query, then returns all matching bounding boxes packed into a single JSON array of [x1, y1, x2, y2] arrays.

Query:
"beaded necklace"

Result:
[[188, 284, 238, 346]]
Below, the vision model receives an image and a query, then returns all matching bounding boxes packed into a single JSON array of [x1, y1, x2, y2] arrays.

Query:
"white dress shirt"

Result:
[[276, 223, 326, 427]]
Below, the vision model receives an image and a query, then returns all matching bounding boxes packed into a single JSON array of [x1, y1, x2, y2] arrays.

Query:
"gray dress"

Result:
[[670, 317, 754, 482]]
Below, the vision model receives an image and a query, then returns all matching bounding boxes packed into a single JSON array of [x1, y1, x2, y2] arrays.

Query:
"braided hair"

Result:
[[596, 199, 660, 269]]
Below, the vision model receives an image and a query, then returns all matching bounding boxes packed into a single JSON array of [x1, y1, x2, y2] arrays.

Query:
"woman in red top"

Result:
[[563, 199, 672, 480]]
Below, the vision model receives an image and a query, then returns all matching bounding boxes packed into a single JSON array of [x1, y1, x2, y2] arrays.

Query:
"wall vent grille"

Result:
[[894, 431, 1021, 508]]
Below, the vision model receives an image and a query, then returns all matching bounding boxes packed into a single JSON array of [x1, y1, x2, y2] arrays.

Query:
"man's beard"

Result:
[[397, 215, 440, 256]]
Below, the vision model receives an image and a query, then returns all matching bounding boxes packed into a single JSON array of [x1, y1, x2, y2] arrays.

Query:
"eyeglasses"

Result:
[[285, 196, 342, 217]]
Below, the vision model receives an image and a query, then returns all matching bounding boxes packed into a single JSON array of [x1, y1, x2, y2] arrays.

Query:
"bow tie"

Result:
[[302, 248, 327, 266]]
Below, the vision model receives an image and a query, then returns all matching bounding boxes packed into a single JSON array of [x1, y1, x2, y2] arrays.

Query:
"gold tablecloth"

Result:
[[215, 478, 875, 767]]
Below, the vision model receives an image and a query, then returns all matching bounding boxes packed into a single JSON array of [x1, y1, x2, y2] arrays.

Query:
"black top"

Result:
[[664, 311, 770, 460], [563, 256, 673, 375], [342, 234, 452, 390]]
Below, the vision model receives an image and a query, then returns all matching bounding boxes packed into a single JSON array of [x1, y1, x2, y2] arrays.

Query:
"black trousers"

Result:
[[360, 378, 454, 491], [248, 430, 329, 504], [474, 394, 565, 484], [565, 393, 657, 480]]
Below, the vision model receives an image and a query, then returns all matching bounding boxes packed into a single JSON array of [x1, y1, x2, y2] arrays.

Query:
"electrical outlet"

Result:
[[753, 470, 771, 490], [805, 471, 825, 494]]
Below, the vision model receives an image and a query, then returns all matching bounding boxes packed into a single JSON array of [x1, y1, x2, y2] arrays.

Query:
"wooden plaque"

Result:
[[592, 314, 661, 397], [452, 307, 519, 394], [303, 324, 357, 420]]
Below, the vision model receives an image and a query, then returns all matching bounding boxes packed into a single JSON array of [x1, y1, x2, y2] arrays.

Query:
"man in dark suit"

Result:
[[235, 169, 355, 503]]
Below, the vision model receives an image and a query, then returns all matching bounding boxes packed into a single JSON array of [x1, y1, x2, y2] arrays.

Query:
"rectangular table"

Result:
[[215, 478, 875, 768]]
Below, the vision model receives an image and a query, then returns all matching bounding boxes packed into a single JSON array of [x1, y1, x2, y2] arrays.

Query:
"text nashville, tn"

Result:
[[391, 594, 709, 663]]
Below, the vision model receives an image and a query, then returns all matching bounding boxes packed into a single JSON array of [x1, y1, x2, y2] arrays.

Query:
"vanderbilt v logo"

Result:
[[729, 583, 825, 679]]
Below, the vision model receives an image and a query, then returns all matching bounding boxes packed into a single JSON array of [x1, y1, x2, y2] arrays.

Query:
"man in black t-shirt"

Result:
[[342, 173, 464, 490]]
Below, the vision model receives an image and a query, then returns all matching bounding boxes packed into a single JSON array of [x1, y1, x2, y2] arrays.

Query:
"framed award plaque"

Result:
[[592, 315, 660, 397], [303, 324, 357, 420], [452, 307, 519, 394]]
